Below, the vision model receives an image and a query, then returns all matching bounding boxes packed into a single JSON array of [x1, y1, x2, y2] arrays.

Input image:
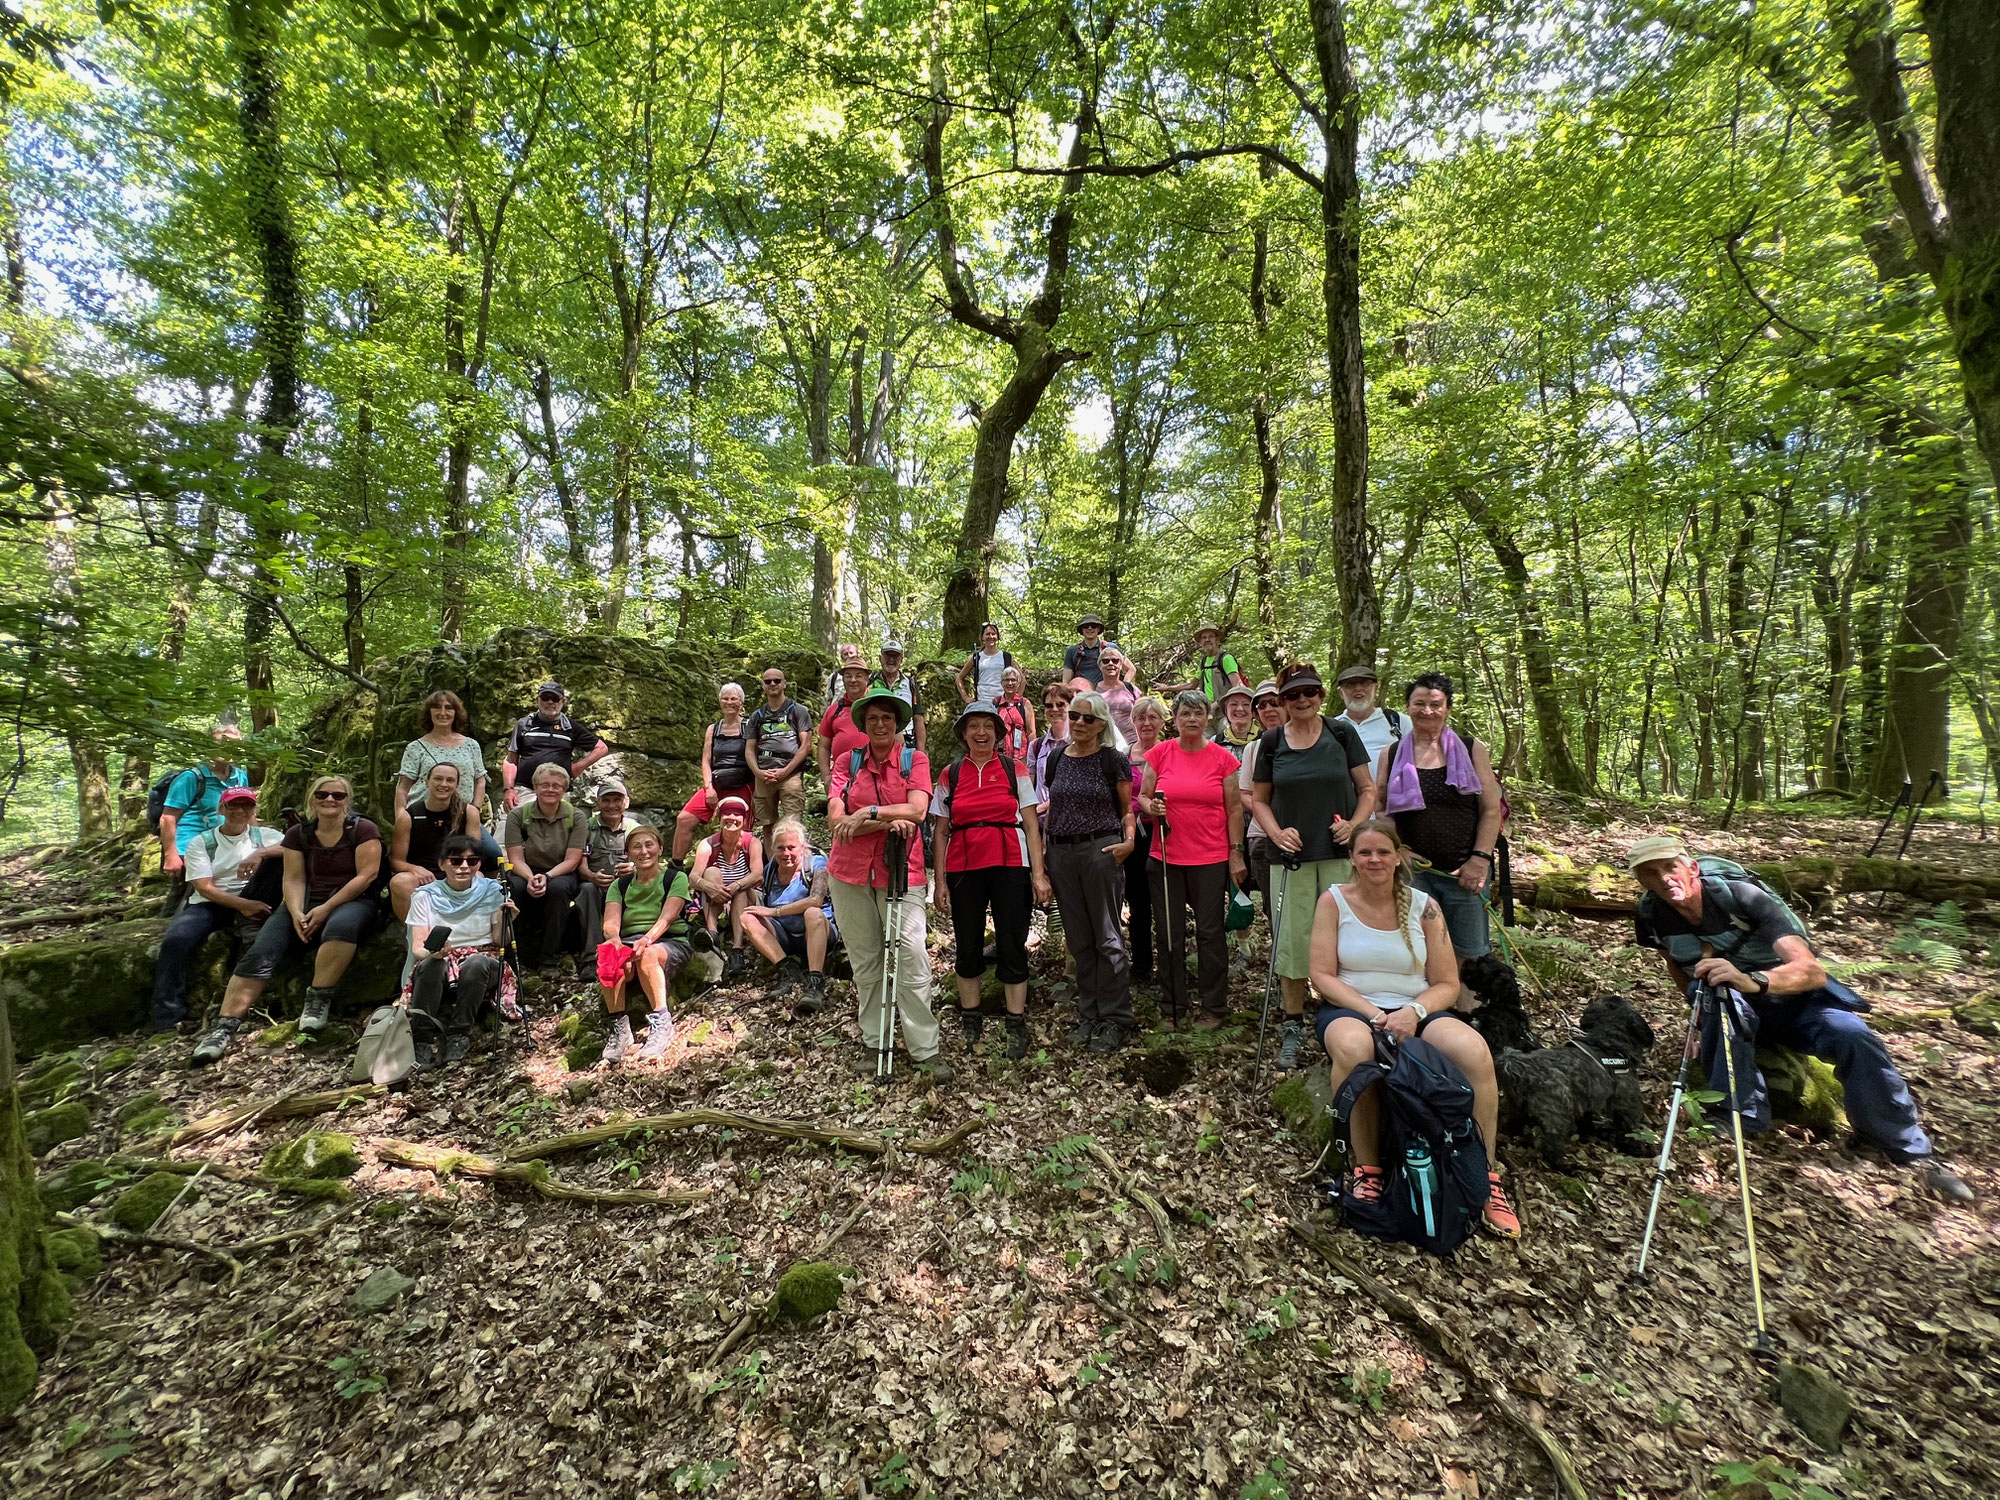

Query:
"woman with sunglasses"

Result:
[[1126, 696, 1170, 985], [192, 775, 383, 1065], [1044, 691, 1137, 1051], [404, 833, 511, 1070], [1250, 662, 1376, 1070], [1028, 681, 1073, 818], [1098, 649, 1140, 748], [1138, 692, 1248, 1028]]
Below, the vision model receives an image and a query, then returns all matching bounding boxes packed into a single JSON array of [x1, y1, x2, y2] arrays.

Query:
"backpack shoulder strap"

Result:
[[900, 746, 914, 775], [1099, 747, 1122, 798], [202, 829, 221, 861], [1386, 708, 1404, 741], [849, 747, 866, 779]]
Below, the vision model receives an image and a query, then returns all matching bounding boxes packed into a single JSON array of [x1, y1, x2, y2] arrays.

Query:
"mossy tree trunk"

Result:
[[2, 991, 67, 1411]]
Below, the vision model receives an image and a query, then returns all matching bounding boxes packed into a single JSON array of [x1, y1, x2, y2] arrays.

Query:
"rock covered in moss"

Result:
[[36, 1159, 116, 1213], [114, 1092, 164, 1127], [97, 1047, 138, 1074], [20, 1058, 82, 1105], [110, 1171, 194, 1233], [5, 992, 71, 1410], [261, 1132, 361, 1181], [1955, 991, 2000, 1039], [120, 1107, 176, 1139], [1759, 1047, 1847, 1137], [1776, 1361, 1851, 1452], [41, 1226, 102, 1282], [564, 1040, 604, 1072], [24, 1101, 91, 1156], [1268, 1066, 1335, 1151], [772, 1261, 850, 1323]]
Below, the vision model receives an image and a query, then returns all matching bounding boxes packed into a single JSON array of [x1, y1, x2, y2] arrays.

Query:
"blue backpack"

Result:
[[1329, 1033, 1489, 1257]]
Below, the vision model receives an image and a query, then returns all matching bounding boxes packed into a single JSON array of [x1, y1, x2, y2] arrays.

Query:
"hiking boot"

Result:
[[1482, 1173, 1522, 1240], [1275, 1017, 1304, 1071], [638, 1009, 676, 1060], [442, 1031, 473, 1067], [1005, 1015, 1031, 1061], [1087, 1021, 1127, 1055], [690, 927, 717, 954], [910, 1054, 954, 1086], [959, 1009, 986, 1046], [793, 971, 828, 1016], [770, 957, 805, 998], [726, 946, 748, 977], [299, 987, 335, 1036], [1190, 1012, 1225, 1033], [1067, 1017, 1096, 1048], [845, 1049, 890, 1080], [1921, 1160, 1977, 1204], [602, 1014, 635, 1066], [1349, 1165, 1386, 1205], [189, 1016, 242, 1067], [412, 1038, 437, 1073]]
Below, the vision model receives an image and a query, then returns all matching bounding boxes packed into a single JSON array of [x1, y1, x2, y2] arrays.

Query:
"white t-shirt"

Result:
[[1339, 706, 1403, 762], [970, 648, 1009, 703], [183, 825, 282, 904], [1238, 738, 1266, 846]]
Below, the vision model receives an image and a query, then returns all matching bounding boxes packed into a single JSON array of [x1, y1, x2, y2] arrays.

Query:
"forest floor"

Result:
[[2, 798, 1997, 1500]]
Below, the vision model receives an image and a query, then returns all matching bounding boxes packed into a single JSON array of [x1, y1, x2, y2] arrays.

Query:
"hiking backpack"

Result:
[[1635, 853, 1812, 972], [147, 765, 220, 835], [1329, 1033, 1490, 1257], [847, 745, 916, 781]]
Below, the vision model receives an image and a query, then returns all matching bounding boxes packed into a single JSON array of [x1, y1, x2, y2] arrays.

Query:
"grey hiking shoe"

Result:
[[638, 1009, 676, 1059], [299, 987, 335, 1036], [1922, 1160, 1976, 1204], [442, 1031, 473, 1067], [1276, 1017, 1304, 1070], [793, 971, 827, 1015], [601, 1014, 635, 1066], [189, 1016, 242, 1067]]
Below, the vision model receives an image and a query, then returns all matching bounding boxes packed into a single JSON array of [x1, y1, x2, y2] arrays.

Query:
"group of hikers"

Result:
[[146, 616, 1975, 1247]]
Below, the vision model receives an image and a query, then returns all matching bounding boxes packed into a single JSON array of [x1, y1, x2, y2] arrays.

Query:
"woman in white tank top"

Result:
[[1307, 819, 1520, 1239]]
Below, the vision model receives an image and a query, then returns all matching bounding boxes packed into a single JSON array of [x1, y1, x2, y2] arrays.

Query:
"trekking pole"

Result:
[[1871, 769, 1942, 914], [1863, 778, 1912, 858], [877, 828, 908, 1080], [1634, 983, 1706, 1278], [1254, 854, 1298, 1084], [1713, 981, 1776, 1358]]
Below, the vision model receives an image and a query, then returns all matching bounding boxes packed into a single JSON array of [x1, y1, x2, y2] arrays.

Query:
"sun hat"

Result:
[[1626, 835, 1691, 871], [1251, 678, 1280, 704], [850, 686, 915, 732], [952, 699, 1007, 742], [1078, 613, 1104, 631], [1218, 681, 1254, 704]]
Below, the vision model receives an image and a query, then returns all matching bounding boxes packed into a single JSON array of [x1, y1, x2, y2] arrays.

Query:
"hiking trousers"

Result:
[[410, 953, 502, 1033], [828, 880, 938, 1063], [1048, 837, 1133, 1029], [1162, 860, 1229, 1021], [506, 869, 580, 969], [152, 900, 239, 1027]]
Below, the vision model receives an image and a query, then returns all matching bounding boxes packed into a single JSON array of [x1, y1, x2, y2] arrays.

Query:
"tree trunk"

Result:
[[1725, 494, 1766, 803], [1250, 170, 1285, 675], [1307, 0, 1380, 672], [1870, 456, 1972, 801], [1452, 485, 1589, 792], [531, 359, 591, 578], [602, 238, 645, 633], [439, 104, 474, 643]]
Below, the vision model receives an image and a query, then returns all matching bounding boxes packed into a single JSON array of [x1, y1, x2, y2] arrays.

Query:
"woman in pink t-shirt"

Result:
[[1138, 691, 1248, 1028]]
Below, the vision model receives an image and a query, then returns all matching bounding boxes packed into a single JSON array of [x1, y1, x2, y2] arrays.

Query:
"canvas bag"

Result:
[[350, 1004, 416, 1086]]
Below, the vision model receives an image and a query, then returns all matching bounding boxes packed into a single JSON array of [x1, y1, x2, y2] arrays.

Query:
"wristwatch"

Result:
[[1747, 971, 1771, 995]]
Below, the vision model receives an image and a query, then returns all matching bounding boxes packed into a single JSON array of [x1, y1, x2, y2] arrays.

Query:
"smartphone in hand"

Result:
[[424, 926, 453, 953]]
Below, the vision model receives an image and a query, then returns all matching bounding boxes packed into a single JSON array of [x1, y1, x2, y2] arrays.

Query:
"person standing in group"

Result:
[[1251, 662, 1376, 1069], [151, 785, 280, 1034], [674, 682, 757, 862], [955, 621, 1015, 704], [190, 775, 383, 1065], [827, 688, 948, 1081], [1064, 614, 1114, 690], [1377, 673, 1504, 962], [931, 701, 1050, 1061], [688, 797, 764, 976], [388, 761, 482, 921], [595, 823, 691, 1063], [1098, 647, 1140, 748], [819, 647, 873, 780], [1138, 691, 1249, 1028], [502, 763, 587, 972], [747, 666, 816, 846], [158, 724, 251, 890], [502, 683, 605, 812], [1212, 683, 1259, 756], [993, 665, 1036, 760], [870, 640, 928, 756], [1161, 624, 1247, 706], [1043, 691, 1137, 1052], [573, 779, 636, 973], [1028, 680, 1074, 816], [1334, 663, 1405, 762], [1126, 696, 1170, 985], [394, 691, 488, 814], [1236, 680, 1285, 923]]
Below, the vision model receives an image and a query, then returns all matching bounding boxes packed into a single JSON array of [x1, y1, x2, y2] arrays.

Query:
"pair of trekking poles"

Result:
[[1635, 976, 1775, 1358], [875, 829, 910, 1079]]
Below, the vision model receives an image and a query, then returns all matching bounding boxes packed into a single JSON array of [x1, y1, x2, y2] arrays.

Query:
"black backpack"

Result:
[[1329, 1033, 1490, 1257], [147, 766, 217, 834]]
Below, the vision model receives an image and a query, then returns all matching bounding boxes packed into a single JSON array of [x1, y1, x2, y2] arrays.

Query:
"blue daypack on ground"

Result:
[[1330, 1032, 1490, 1257]]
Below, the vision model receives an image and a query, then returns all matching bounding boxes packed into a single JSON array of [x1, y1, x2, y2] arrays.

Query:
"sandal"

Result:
[[1483, 1172, 1522, 1240]]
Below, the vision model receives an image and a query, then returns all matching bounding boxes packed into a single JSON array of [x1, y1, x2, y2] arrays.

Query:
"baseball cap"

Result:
[[219, 786, 259, 806], [881, 639, 904, 655], [595, 779, 629, 799], [1335, 663, 1378, 685], [1626, 835, 1691, 871], [537, 680, 565, 698]]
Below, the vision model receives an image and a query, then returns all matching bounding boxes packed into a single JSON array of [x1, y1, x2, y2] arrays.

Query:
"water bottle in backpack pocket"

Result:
[[1328, 1031, 1490, 1257]]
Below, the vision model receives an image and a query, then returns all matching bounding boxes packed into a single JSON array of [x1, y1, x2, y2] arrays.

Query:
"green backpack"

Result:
[[1638, 853, 1811, 967]]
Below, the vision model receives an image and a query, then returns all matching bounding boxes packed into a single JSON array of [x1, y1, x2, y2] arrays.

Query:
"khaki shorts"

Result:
[[1273, 857, 1352, 981], [752, 772, 805, 835]]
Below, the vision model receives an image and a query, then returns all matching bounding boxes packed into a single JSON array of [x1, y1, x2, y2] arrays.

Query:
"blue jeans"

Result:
[[152, 900, 239, 1028], [1412, 866, 1490, 959], [1698, 987, 1933, 1163]]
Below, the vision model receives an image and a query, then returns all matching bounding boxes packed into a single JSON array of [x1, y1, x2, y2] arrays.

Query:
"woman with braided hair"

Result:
[[1307, 819, 1520, 1240]]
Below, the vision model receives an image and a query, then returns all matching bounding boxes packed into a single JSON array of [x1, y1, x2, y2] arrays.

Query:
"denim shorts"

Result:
[[1411, 866, 1490, 959], [1314, 1002, 1452, 1044]]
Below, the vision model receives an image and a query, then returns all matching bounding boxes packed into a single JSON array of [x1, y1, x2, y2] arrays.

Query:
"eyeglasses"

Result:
[[444, 855, 480, 867], [1282, 688, 1322, 702], [1071, 713, 1102, 726], [312, 789, 350, 801]]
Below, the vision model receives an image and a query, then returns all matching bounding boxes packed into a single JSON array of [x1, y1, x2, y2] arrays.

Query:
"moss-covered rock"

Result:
[[36, 1159, 117, 1213], [772, 1261, 850, 1323], [1759, 1046, 1848, 1137], [564, 1040, 605, 1072], [268, 1177, 352, 1203], [24, 1101, 91, 1156], [19, 1058, 82, 1105], [120, 1107, 175, 1139], [256, 1020, 300, 1047], [114, 1092, 164, 1127], [97, 1047, 138, 1074], [110, 1171, 195, 1233], [1775, 1360, 1851, 1452], [41, 1226, 102, 1283], [261, 1131, 361, 1181], [1269, 1065, 1335, 1151], [1954, 992, 2000, 1040]]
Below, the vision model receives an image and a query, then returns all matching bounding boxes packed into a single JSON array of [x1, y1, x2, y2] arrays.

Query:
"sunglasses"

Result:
[[538, 694, 563, 702], [444, 854, 480, 867], [1071, 713, 1102, 726], [312, 789, 350, 801], [1282, 687, 1322, 702], [763, 677, 784, 685]]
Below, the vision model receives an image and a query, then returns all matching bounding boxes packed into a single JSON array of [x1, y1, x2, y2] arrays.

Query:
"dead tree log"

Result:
[[1516, 855, 2000, 918], [506, 1110, 984, 1164], [372, 1139, 711, 1207]]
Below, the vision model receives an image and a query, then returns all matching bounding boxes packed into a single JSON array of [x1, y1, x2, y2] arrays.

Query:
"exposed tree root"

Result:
[[172, 1085, 385, 1146], [1085, 1138, 1179, 1271], [371, 1138, 712, 1207], [104, 1153, 353, 1203], [505, 1109, 984, 1164], [1289, 1218, 1589, 1500]]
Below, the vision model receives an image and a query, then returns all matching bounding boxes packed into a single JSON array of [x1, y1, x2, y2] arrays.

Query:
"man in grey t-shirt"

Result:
[[572, 780, 636, 962]]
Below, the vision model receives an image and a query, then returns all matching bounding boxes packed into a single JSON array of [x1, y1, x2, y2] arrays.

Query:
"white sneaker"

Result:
[[638, 1009, 676, 1059], [601, 1014, 635, 1065]]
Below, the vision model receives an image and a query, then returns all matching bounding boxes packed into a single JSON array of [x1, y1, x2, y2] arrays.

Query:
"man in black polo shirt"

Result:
[[503, 682, 608, 810], [1629, 835, 1973, 1203]]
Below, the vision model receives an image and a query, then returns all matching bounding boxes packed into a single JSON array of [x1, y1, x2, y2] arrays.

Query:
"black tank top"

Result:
[[710, 720, 753, 790], [406, 801, 461, 873], [1394, 762, 1481, 869]]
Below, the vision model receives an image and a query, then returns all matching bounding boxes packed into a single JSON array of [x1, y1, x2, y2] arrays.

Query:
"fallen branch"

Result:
[[1516, 854, 2000, 918], [97, 1227, 244, 1283], [506, 1109, 984, 1164], [172, 1085, 385, 1146], [1290, 1219, 1587, 1500], [1087, 1288, 1166, 1345], [105, 1154, 351, 1202], [371, 1138, 711, 1207], [1084, 1139, 1179, 1270], [0, 900, 159, 933]]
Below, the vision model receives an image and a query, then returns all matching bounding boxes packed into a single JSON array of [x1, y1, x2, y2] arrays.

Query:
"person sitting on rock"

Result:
[[392, 690, 488, 814], [158, 723, 251, 890], [404, 834, 510, 1070], [191, 775, 383, 1066], [152, 785, 280, 1034], [674, 682, 757, 862], [502, 682, 606, 812], [1627, 835, 1975, 1203], [573, 779, 636, 972], [739, 817, 838, 1015], [388, 761, 482, 922], [747, 665, 816, 846], [503, 763, 586, 973], [595, 823, 690, 1063], [688, 796, 764, 977]]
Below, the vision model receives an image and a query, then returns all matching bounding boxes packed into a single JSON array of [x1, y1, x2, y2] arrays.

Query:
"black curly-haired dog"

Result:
[[1493, 995, 1657, 1168], [1457, 954, 1538, 1054]]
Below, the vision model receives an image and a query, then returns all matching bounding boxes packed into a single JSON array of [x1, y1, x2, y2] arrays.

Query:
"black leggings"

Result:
[[946, 865, 1033, 984]]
